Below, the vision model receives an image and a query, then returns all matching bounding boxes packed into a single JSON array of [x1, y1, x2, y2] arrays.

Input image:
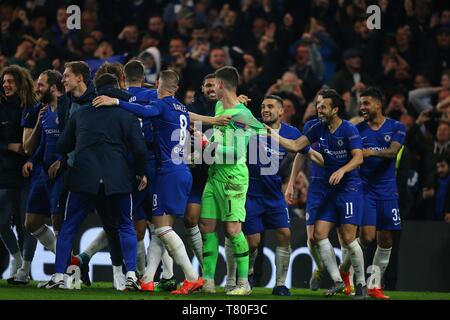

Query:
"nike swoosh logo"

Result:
[[361, 137, 367, 140], [394, 221, 401, 226], [1, 121, 8, 125]]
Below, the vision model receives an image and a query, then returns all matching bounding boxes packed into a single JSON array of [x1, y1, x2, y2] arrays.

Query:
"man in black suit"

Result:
[[43, 73, 148, 291]]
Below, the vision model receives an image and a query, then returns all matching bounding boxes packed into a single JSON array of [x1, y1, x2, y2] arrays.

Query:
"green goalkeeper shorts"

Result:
[[200, 177, 248, 222]]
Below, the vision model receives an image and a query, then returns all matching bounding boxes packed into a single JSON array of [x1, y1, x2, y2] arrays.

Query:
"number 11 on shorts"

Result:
[[345, 202, 353, 218]]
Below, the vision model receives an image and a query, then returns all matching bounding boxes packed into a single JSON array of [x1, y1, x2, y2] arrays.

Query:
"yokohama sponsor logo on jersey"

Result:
[[323, 149, 347, 156]]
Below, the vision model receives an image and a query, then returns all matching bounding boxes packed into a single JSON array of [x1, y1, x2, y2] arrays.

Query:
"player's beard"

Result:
[[368, 110, 377, 121], [206, 90, 217, 101], [264, 117, 278, 126], [318, 113, 328, 123], [39, 88, 52, 104]]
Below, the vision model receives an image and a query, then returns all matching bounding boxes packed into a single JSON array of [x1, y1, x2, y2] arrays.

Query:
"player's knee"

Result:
[[224, 224, 240, 238], [308, 237, 316, 246], [199, 220, 212, 234], [24, 220, 35, 233], [198, 224, 206, 234], [248, 243, 259, 252], [340, 234, 356, 246], [277, 228, 291, 245], [134, 222, 147, 241], [224, 229, 239, 239], [360, 233, 375, 246], [307, 230, 316, 244], [312, 231, 326, 242], [378, 239, 393, 248], [247, 238, 260, 251], [25, 217, 40, 233], [377, 234, 393, 248], [51, 215, 62, 231], [184, 215, 198, 228], [135, 229, 145, 241]]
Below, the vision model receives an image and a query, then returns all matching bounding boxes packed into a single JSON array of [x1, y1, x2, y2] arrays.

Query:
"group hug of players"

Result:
[[1, 59, 405, 299]]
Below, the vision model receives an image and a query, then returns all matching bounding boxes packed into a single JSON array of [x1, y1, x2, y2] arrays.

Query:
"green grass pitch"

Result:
[[0, 281, 449, 300]]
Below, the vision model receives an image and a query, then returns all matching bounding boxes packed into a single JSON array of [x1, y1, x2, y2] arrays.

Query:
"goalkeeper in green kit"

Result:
[[199, 66, 265, 295]]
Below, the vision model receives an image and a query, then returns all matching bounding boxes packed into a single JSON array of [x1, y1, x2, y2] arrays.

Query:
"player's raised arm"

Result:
[[307, 148, 325, 167], [189, 112, 232, 126], [285, 147, 323, 205], [285, 153, 306, 205], [266, 123, 311, 152], [92, 95, 162, 118], [230, 107, 265, 133]]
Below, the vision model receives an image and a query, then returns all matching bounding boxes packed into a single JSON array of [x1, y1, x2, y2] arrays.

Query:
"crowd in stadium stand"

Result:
[[0, 0, 449, 276]]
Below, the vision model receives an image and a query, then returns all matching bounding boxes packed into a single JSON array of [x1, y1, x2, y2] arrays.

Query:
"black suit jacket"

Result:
[[58, 81, 97, 132], [56, 106, 148, 195]]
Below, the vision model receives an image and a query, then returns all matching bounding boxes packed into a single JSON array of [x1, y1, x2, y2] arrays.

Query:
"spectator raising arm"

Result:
[[408, 87, 442, 113], [308, 39, 325, 83]]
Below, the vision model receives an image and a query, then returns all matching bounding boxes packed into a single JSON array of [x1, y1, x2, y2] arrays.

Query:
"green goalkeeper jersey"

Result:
[[208, 101, 265, 184]]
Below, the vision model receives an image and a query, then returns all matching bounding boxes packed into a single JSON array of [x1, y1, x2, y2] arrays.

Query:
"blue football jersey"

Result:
[[118, 96, 190, 173], [29, 106, 61, 168], [127, 87, 158, 103], [356, 118, 406, 199], [126, 87, 158, 159], [248, 122, 302, 199], [21, 102, 43, 128], [304, 119, 362, 185], [303, 119, 325, 192]]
